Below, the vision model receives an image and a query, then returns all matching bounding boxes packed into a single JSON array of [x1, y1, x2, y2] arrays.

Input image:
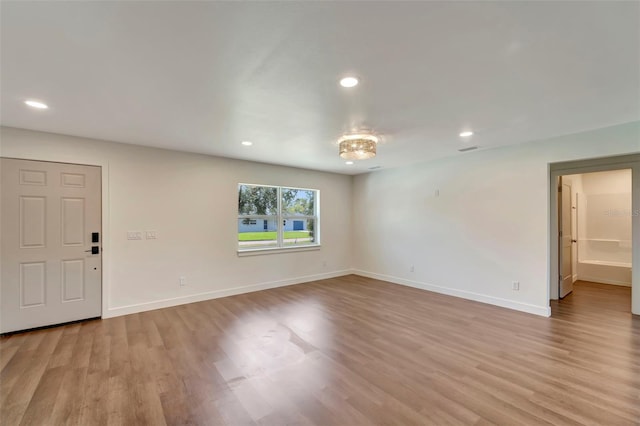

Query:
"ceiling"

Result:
[[1, 1, 638, 175]]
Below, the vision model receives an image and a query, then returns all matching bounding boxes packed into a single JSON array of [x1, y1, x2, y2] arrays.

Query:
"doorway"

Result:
[[549, 154, 639, 315], [561, 170, 632, 297], [1, 158, 102, 333]]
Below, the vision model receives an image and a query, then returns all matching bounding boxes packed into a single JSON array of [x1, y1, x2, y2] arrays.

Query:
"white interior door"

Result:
[[559, 177, 573, 298], [1, 158, 102, 333]]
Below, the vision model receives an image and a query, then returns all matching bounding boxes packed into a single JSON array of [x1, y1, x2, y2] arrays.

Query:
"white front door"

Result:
[[559, 177, 573, 298], [1, 158, 102, 333]]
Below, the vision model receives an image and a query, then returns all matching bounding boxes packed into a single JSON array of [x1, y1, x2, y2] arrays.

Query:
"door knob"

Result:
[[571, 239, 577, 243], [85, 246, 100, 254]]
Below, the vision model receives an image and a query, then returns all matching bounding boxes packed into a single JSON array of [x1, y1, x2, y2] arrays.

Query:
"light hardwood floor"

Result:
[[1, 276, 639, 425]]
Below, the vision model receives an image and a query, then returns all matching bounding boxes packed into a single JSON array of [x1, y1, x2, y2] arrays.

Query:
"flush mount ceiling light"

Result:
[[459, 130, 474, 137], [338, 133, 379, 160], [24, 100, 48, 109], [241, 141, 253, 146], [339, 76, 359, 88], [345, 161, 354, 165]]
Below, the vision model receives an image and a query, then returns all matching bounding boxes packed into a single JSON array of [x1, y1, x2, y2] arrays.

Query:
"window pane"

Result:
[[283, 218, 316, 246], [281, 188, 315, 216], [238, 218, 278, 248], [238, 185, 278, 216]]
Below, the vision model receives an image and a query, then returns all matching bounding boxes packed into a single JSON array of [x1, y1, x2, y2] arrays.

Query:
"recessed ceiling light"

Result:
[[345, 161, 354, 165], [241, 141, 253, 146], [25, 100, 48, 109], [459, 131, 474, 137], [339, 76, 359, 88]]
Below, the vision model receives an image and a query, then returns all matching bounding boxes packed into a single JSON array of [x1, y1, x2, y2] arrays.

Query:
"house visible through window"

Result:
[[238, 184, 319, 250]]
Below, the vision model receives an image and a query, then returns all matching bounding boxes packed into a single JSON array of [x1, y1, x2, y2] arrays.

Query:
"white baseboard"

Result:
[[104, 269, 553, 319], [352, 269, 551, 317], [577, 275, 631, 287], [103, 269, 352, 318]]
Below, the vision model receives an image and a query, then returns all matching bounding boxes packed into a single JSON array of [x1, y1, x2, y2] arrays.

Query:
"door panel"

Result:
[[559, 178, 573, 298], [62, 259, 85, 302], [1, 158, 102, 333], [20, 262, 46, 307], [20, 196, 47, 247], [19, 169, 47, 186], [62, 198, 85, 245], [61, 173, 85, 187]]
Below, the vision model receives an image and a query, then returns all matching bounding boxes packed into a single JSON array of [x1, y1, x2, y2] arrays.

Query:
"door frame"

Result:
[[549, 153, 640, 315], [1, 154, 110, 319]]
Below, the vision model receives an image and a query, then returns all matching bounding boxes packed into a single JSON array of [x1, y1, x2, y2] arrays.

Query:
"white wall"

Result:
[[0, 126, 353, 317], [352, 121, 640, 316], [578, 169, 632, 264], [2, 123, 638, 319], [581, 169, 633, 194]]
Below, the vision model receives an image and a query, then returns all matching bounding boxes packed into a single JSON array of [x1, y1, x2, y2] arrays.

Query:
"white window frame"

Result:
[[237, 183, 320, 254]]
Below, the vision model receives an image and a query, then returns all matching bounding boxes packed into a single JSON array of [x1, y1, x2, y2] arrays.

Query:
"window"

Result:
[[238, 184, 319, 251]]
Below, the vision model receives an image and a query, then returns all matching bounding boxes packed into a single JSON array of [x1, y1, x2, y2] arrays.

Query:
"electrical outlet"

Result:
[[512, 281, 520, 291], [410, 265, 415, 273], [127, 231, 143, 240], [179, 276, 187, 287]]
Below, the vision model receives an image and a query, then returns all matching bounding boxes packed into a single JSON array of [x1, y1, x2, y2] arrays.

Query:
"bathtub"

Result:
[[578, 260, 632, 287]]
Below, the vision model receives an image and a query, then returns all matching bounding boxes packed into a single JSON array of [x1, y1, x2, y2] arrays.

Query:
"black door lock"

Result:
[[92, 232, 100, 243]]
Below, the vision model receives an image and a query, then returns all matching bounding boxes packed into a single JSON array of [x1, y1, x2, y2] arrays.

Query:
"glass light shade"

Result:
[[338, 136, 378, 160]]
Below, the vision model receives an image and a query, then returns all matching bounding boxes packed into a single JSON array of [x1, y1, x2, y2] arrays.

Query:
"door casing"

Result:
[[549, 154, 639, 315]]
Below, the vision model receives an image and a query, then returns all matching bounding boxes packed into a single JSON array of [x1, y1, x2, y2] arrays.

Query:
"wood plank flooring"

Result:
[[1, 276, 639, 425]]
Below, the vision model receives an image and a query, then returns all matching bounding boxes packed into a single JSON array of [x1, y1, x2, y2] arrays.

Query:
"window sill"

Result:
[[237, 245, 321, 257]]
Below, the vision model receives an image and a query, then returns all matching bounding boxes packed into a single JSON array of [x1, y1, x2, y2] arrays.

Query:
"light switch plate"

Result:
[[127, 231, 143, 240], [145, 230, 157, 240]]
